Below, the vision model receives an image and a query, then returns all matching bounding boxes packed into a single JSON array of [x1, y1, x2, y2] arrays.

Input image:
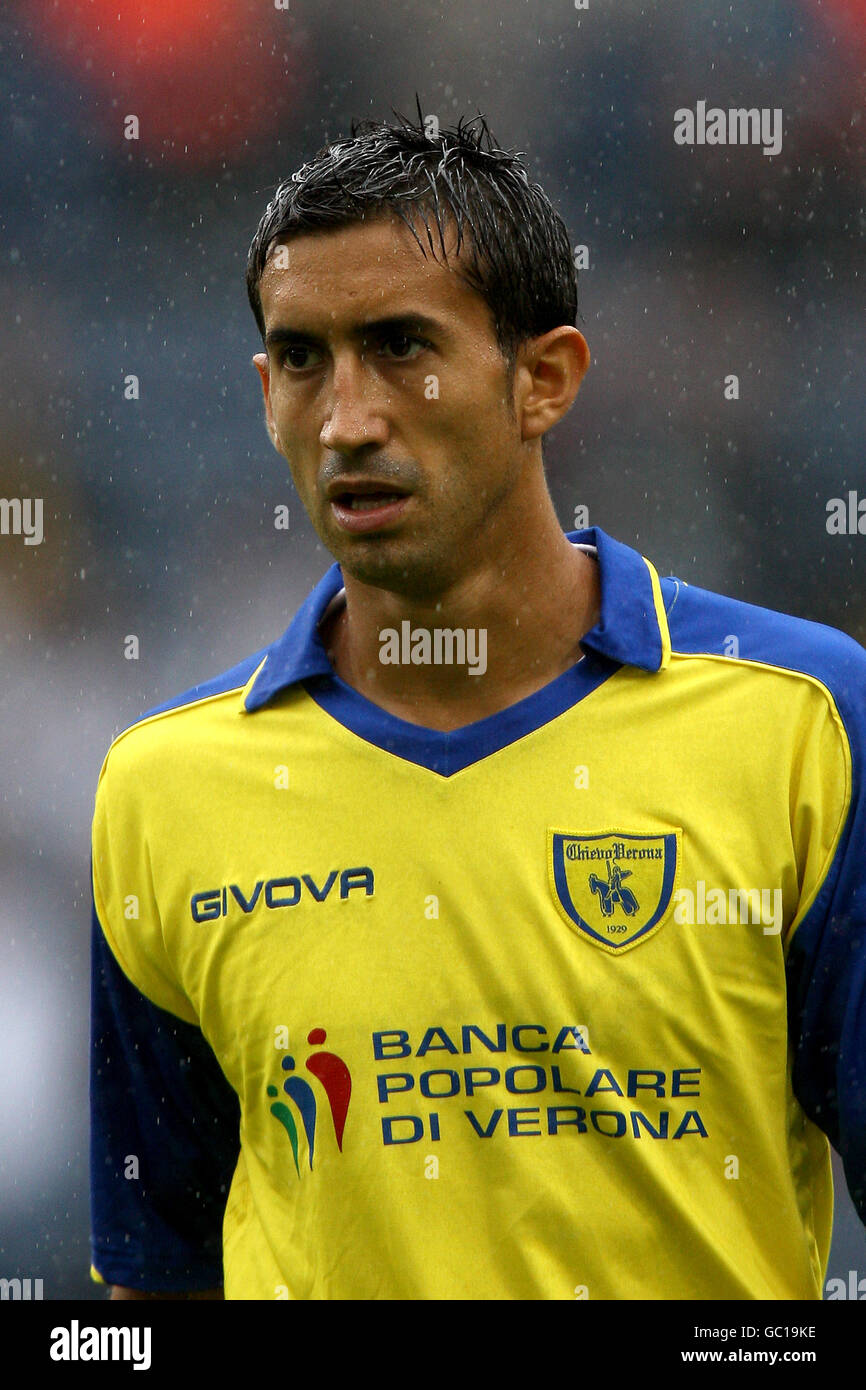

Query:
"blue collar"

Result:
[[244, 527, 671, 713]]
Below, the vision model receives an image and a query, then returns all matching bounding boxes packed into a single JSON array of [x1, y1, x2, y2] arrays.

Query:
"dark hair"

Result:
[[246, 107, 578, 366]]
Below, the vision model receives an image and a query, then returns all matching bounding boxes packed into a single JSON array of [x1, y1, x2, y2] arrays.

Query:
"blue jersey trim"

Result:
[[129, 649, 271, 730], [785, 803, 866, 1223], [785, 694, 866, 1224], [575, 528, 664, 671], [243, 527, 667, 716], [244, 571, 342, 710], [664, 578, 865, 688], [303, 650, 620, 776]]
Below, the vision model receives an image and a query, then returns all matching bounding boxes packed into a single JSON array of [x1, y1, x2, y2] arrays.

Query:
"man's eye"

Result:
[[283, 345, 321, 369], [380, 335, 425, 360]]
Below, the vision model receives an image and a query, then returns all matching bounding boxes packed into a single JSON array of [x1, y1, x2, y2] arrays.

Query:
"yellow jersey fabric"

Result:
[[89, 528, 866, 1299]]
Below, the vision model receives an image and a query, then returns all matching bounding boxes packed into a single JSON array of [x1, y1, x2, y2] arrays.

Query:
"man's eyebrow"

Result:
[[264, 313, 447, 350]]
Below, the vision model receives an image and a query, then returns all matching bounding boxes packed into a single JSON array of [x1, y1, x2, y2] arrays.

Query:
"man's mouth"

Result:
[[337, 492, 406, 511], [326, 482, 412, 532]]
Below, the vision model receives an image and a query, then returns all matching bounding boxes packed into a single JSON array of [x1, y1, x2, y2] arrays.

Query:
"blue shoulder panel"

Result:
[[664, 576, 864, 686]]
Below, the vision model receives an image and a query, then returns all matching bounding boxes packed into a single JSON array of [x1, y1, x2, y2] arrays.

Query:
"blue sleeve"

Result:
[[90, 900, 241, 1291], [786, 678, 866, 1226]]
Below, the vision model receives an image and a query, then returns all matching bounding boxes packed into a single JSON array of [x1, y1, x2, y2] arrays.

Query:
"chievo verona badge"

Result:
[[548, 829, 681, 954]]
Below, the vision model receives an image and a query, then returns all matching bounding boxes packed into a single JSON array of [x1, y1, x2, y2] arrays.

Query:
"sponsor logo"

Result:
[[263, 1021, 708, 1155], [372, 1024, 706, 1146], [268, 1028, 352, 1176], [190, 866, 374, 922], [549, 830, 680, 952]]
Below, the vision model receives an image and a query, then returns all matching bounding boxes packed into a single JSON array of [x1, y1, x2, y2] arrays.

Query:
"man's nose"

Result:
[[319, 354, 390, 453]]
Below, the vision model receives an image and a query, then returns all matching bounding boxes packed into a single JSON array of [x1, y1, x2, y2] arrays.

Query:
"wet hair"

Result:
[[246, 106, 578, 368]]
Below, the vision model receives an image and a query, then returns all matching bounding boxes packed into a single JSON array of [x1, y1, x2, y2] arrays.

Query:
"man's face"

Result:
[[253, 215, 532, 597]]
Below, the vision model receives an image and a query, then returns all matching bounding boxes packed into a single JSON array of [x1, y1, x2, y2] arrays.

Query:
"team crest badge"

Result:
[[548, 829, 681, 954]]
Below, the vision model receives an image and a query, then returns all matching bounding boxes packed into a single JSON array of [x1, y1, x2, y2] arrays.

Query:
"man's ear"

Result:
[[253, 352, 281, 450], [514, 327, 590, 443]]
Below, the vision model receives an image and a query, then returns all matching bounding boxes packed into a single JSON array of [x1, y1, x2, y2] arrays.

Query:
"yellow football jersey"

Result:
[[90, 528, 866, 1299]]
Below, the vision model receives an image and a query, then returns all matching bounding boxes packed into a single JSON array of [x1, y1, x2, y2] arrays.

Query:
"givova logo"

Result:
[[268, 1028, 352, 1177], [190, 866, 374, 922]]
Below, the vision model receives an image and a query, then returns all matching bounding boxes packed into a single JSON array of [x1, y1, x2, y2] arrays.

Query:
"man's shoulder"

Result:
[[662, 572, 866, 705], [98, 562, 342, 779], [138, 647, 271, 723], [98, 645, 273, 784]]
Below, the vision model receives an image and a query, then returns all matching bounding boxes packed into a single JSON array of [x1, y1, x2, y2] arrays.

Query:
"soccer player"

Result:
[[90, 113, 866, 1300]]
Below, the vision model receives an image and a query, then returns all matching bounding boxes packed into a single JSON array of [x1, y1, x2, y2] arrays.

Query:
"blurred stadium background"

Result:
[[1, 0, 865, 1298]]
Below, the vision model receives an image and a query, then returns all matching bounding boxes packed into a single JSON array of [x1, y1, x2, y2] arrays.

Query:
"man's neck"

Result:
[[320, 526, 601, 733]]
